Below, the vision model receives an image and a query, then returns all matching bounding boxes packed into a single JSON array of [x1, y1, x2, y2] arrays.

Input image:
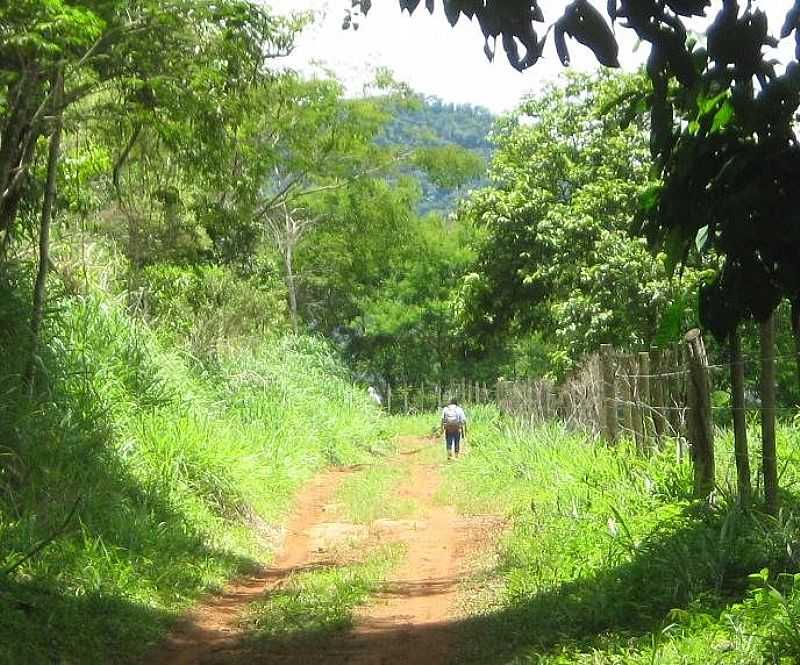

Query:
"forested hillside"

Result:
[[386, 98, 494, 153], [0, 2, 470, 660], [382, 98, 494, 213]]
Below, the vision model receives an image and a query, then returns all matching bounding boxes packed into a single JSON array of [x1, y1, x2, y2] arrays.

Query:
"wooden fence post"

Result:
[[621, 355, 634, 441], [638, 351, 654, 451], [522, 380, 529, 421], [600, 344, 618, 443], [386, 384, 392, 414], [403, 385, 409, 414], [685, 329, 715, 498], [760, 314, 778, 515], [679, 345, 689, 454], [650, 346, 666, 444], [666, 344, 683, 440], [631, 355, 645, 453]]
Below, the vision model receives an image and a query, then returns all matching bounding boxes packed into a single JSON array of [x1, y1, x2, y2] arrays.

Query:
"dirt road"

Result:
[[148, 436, 498, 665]]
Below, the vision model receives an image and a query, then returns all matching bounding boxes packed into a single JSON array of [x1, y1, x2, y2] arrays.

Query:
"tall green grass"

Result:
[[0, 287, 389, 665], [441, 405, 800, 664]]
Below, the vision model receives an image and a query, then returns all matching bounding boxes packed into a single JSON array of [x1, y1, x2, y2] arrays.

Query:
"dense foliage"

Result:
[[0, 2, 485, 660], [0, 272, 389, 663], [352, 0, 800, 340], [457, 72, 701, 373]]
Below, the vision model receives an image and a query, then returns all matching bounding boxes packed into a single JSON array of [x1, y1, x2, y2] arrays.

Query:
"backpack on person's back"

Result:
[[442, 404, 462, 433]]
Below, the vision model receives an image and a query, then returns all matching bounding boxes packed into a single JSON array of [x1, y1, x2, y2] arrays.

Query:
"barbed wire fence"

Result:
[[384, 334, 798, 452], [384, 328, 798, 501], [384, 344, 689, 448]]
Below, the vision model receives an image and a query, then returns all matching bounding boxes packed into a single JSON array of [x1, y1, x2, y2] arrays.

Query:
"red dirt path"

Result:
[[147, 437, 500, 665]]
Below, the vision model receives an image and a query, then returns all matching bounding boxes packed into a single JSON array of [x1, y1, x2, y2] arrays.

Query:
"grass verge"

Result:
[[435, 405, 800, 664], [336, 464, 419, 524], [0, 289, 389, 665]]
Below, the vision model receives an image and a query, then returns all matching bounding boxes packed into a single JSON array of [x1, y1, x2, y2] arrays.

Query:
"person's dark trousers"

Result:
[[445, 430, 461, 456]]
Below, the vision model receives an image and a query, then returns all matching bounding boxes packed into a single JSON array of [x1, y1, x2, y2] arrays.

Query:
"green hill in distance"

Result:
[[383, 97, 494, 214]]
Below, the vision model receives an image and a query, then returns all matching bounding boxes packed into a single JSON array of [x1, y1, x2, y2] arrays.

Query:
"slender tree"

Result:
[[24, 70, 64, 395], [792, 296, 800, 402], [760, 314, 779, 515], [729, 327, 751, 505]]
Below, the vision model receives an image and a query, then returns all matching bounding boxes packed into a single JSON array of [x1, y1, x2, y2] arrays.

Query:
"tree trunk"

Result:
[[24, 71, 64, 396], [760, 314, 779, 516], [685, 329, 715, 498], [730, 327, 751, 505], [791, 296, 800, 404], [0, 71, 43, 238], [284, 240, 298, 333], [111, 123, 143, 274]]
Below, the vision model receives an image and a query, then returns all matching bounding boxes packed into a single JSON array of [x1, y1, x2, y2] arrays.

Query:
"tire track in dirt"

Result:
[[146, 468, 353, 665], [250, 436, 502, 665], [320, 440, 471, 665]]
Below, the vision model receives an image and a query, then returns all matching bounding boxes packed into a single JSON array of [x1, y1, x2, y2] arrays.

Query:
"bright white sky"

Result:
[[267, 1, 797, 114]]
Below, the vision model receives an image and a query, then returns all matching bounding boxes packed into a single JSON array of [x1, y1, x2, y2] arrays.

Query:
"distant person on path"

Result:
[[441, 398, 466, 460], [368, 385, 383, 406]]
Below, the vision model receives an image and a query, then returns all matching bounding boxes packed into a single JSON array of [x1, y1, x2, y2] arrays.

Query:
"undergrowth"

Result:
[[0, 283, 388, 665], [435, 405, 800, 664]]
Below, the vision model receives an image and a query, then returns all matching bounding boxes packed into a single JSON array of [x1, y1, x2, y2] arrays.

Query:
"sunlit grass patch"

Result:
[[386, 413, 440, 438], [243, 543, 404, 643], [336, 464, 419, 523], [439, 407, 800, 664]]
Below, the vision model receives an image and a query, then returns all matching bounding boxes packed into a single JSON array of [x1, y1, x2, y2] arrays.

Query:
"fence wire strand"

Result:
[[385, 343, 799, 441]]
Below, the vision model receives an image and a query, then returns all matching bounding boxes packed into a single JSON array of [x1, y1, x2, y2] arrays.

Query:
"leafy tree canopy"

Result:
[[458, 72, 702, 369], [0, 0, 299, 241], [349, 0, 800, 340], [344, 210, 478, 384]]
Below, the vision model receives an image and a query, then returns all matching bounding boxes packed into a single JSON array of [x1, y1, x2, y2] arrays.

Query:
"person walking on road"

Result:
[[441, 398, 467, 460]]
